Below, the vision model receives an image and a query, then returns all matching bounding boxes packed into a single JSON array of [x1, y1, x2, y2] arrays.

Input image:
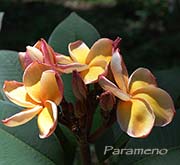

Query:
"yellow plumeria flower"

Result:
[[19, 39, 86, 73], [99, 49, 175, 138], [58, 38, 116, 84], [2, 62, 63, 138]]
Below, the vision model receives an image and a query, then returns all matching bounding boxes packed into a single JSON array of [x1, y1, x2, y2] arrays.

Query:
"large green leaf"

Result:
[[0, 100, 64, 164], [57, 124, 77, 165], [0, 50, 23, 100], [108, 109, 180, 164], [48, 12, 100, 102], [0, 12, 4, 31], [0, 128, 55, 165], [0, 50, 22, 85], [134, 147, 180, 165], [93, 109, 129, 162], [48, 12, 100, 55], [0, 51, 64, 164], [154, 67, 180, 103]]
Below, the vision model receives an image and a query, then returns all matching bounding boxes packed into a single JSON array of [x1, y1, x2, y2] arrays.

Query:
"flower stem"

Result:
[[79, 137, 91, 165], [88, 109, 116, 143]]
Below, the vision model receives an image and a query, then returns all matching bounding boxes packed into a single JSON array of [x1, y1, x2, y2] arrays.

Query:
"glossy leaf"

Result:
[[154, 67, 180, 103], [108, 109, 180, 164], [0, 100, 64, 164], [48, 12, 100, 102], [0, 50, 23, 88], [48, 12, 100, 55], [134, 147, 180, 165]]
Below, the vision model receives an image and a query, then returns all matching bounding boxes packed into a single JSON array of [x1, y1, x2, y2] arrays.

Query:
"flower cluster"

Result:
[[2, 37, 175, 139]]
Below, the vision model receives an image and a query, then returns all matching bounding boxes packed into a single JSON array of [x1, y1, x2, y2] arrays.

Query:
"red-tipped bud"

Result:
[[72, 70, 87, 101], [99, 91, 116, 111], [40, 38, 57, 65], [113, 37, 121, 51]]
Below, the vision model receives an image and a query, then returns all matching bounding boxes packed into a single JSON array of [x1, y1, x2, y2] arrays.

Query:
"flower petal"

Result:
[[3, 81, 37, 108], [69, 40, 90, 64], [80, 66, 106, 84], [37, 100, 58, 138], [110, 49, 128, 92], [133, 86, 175, 126], [117, 99, 155, 138], [89, 55, 109, 68], [128, 68, 157, 94], [19, 52, 33, 70], [56, 54, 73, 64], [98, 76, 130, 101], [40, 39, 57, 65], [56, 63, 88, 74], [86, 38, 113, 64], [26, 46, 43, 62], [2, 105, 42, 127], [40, 70, 63, 105], [23, 62, 50, 103]]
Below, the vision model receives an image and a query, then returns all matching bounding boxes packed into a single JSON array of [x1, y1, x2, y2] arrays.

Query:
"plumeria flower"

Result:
[[19, 39, 87, 73], [99, 49, 175, 138], [58, 38, 118, 84], [2, 62, 63, 138]]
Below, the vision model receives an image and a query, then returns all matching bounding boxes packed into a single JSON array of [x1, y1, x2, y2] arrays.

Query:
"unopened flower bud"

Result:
[[72, 70, 87, 101], [99, 91, 115, 111]]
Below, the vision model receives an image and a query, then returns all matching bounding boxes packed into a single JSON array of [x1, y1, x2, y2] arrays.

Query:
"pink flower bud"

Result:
[[99, 91, 115, 111], [72, 70, 87, 101]]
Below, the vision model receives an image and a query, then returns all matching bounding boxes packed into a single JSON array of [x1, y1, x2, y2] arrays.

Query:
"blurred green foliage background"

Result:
[[0, 0, 180, 72]]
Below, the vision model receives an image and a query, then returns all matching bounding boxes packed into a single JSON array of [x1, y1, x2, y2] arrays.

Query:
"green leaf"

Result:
[[0, 50, 23, 87], [56, 124, 77, 165], [0, 128, 55, 165], [93, 109, 129, 162], [91, 107, 103, 133], [48, 12, 100, 55], [134, 147, 180, 165], [98, 123, 130, 162], [0, 50, 23, 101], [154, 67, 180, 102], [111, 109, 180, 164], [0, 100, 64, 164], [48, 12, 100, 102], [95, 127, 115, 162], [0, 12, 4, 31]]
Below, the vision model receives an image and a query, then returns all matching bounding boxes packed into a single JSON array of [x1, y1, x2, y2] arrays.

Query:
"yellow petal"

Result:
[[3, 81, 37, 108], [128, 68, 157, 94], [117, 99, 155, 138], [80, 66, 105, 84], [133, 86, 175, 126], [110, 50, 128, 92], [40, 70, 63, 105], [2, 105, 42, 127], [86, 38, 113, 64], [56, 54, 73, 64], [69, 40, 90, 64], [98, 76, 130, 101], [23, 62, 50, 103], [89, 55, 110, 68], [37, 100, 58, 138], [56, 63, 88, 74]]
